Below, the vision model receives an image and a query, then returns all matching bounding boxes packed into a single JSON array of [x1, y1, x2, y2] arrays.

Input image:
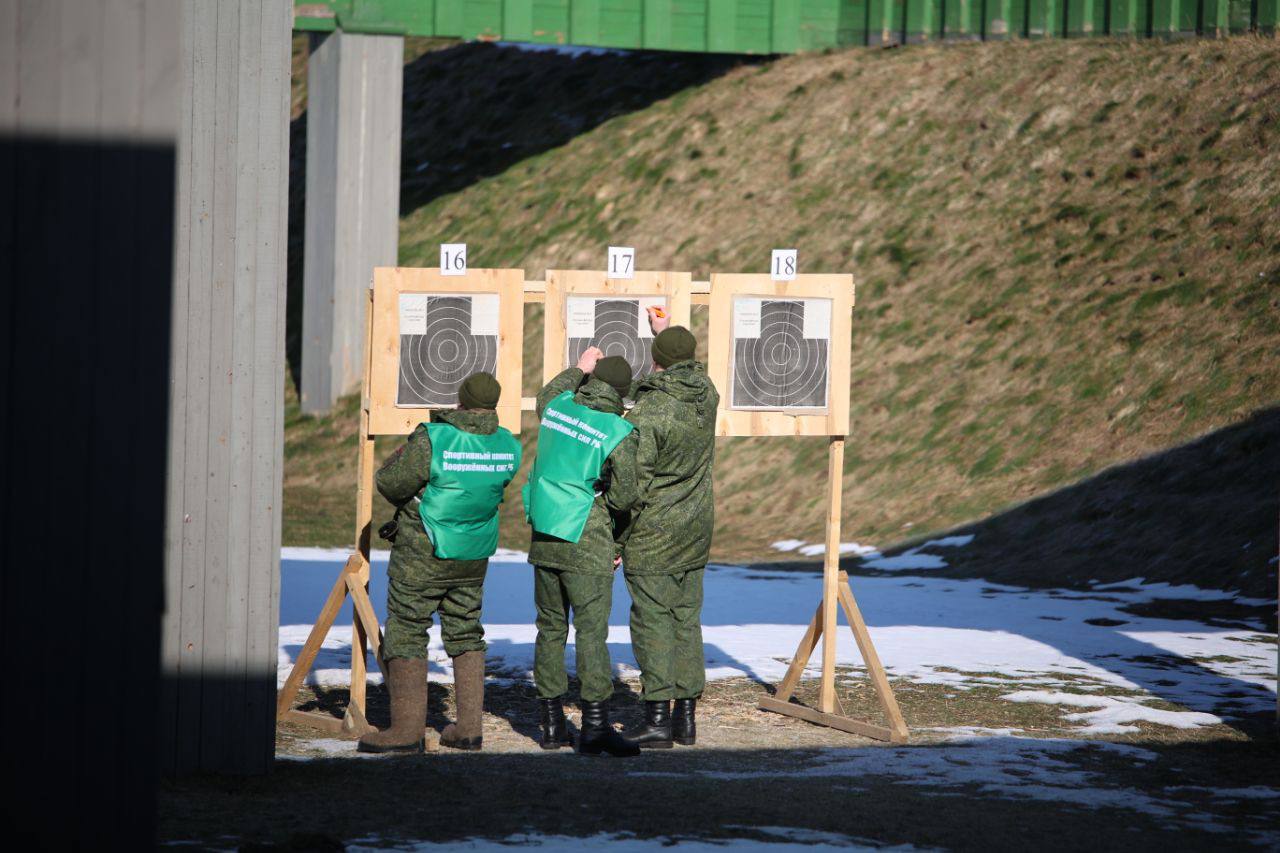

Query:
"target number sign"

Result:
[[607, 246, 635, 280], [771, 249, 798, 281], [440, 243, 467, 276]]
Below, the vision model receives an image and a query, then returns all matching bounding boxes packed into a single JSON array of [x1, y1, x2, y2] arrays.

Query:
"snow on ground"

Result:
[[278, 547, 1276, 728], [1001, 690, 1222, 734], [346, 831, 926, 851]]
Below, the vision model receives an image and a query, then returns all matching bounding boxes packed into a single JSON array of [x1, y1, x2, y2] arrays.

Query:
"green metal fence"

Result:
[[294, 1, 1278, 52]]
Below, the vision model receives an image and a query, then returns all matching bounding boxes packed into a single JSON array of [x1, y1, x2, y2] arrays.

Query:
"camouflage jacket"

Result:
[[620, 360, 719, 575], [376, 407, 506, 586], [527, 368, 639, 576]]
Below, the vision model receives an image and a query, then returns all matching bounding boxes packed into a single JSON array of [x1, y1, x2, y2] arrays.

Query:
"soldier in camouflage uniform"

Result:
[[524, 350, 641, 757], [358, 372, 521, 754], [620, 316, 719, 749]]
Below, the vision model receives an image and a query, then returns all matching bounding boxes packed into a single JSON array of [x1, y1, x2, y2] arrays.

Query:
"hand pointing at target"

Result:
[[576, 346, 605, 374]]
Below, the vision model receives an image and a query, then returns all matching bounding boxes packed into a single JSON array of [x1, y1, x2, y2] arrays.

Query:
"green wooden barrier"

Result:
[[293, 0, 1278, 51]]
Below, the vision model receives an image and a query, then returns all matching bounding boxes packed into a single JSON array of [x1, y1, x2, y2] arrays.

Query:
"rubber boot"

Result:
[[672, 698, 697, 746], [538, 697, 573, 750], [440, 650, 484, 751], [577, 700, 640, 757], [622, 700, 673, 749], [357, 658, 427, 754]]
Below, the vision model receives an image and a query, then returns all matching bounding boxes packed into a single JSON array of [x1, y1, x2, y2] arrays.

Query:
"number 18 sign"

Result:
[[771, 248, 797, 281]]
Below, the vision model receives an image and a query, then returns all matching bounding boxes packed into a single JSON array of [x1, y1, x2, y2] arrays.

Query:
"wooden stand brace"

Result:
[[276, 286, 384, 736], [757, 437, 910, 743]]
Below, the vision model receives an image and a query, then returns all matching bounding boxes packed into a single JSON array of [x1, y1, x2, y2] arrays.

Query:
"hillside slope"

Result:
[[284, 37, 1280, 595]]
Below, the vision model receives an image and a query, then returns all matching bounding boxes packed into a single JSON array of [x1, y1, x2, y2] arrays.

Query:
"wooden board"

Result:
[[707, 273, 854, 437], [368, 266, 524, 435], [542, 270, 692, 385]]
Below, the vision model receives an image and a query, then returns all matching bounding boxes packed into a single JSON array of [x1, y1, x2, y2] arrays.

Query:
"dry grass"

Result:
[[284, 36, 1280, 570]]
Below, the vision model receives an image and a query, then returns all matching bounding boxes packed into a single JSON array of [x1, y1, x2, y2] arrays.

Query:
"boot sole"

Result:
[[356, 739, 425, 755], [638, 740, 674, 749], [674, 736, 696, 746], [539, 740, 573, 750], [440, 738, 483, 751]]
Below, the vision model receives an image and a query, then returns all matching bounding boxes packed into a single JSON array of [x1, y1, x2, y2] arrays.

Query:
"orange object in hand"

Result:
[[649, 307, 667, 319]]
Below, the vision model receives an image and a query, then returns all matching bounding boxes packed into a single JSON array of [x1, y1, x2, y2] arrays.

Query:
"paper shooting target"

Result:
[[565, 296, 667, 383], [730, 297, 831, 410], [396, 293, 500, 407]]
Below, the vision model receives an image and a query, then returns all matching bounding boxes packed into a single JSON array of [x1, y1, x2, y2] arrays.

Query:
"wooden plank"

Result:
[[772, 599, 825, 702], [368, 267, 525, 435], [819, 437, 844, 713], [838, 572, 909, 740], [543, 269, 693, 385], [275, 556, 356, 718], [346, 572, 386, 677], [707, 272, 854, 437], [282, 709, 346, 735], [757, 697, 900, 743]]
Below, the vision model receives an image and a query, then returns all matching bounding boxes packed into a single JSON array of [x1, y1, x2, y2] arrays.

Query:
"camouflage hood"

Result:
[[431, 407, 499, 434], [621, 360, 718, 575], [633, 361, 716, 423], [574, 376, 626, 417]]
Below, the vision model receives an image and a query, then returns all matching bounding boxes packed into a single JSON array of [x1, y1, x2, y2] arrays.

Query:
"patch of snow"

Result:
[[770, 539, 805, 552], [1167, 786, 1280, 800], [858, 535, 972, 572], [346, 831, 923, 851], [798, 542, 878, 557], [278, 551, 1278, 723], [924, 726, 1024, 741], [1001, 691, 1222, 733], [1090, 577, 1275, 606]]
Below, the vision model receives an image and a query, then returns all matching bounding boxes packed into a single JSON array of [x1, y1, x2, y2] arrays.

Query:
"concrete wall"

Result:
[[301, 31, 403, 414], [0, 0, 180, 843], [160, 0, 292, 775]]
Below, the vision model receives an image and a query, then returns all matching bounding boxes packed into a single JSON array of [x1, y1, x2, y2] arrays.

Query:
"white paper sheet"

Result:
[[470, 293, 500, 336], [803, 298, 832, 340], [399, 293, 428, 336], [566, 296, 596, 338], [732, 297, 762, 339], [637, 296, 666, 338]]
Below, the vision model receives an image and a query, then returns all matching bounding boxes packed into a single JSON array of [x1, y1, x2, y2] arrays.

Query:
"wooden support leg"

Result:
[[838, 571, 909, 741], [275, 555, 359, 718], [769, 599, 825, 703], [819, 437, 844, 714]]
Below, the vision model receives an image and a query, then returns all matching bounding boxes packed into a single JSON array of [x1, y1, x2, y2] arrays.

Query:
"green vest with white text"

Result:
[[418, 421, 521, 560], [523, 391, 634, 543]]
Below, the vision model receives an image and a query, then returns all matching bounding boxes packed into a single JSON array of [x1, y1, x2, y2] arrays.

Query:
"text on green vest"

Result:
[[418, 422, 522, 560]]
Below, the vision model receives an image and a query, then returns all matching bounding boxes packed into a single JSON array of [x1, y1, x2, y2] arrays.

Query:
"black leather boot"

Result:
[[622, 700, 673, 749], [672, 698, 697, 746], [576, 700, 640, 757], [538, 697, 573, 750]]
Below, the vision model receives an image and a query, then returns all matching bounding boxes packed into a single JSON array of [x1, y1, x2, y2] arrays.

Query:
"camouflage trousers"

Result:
[[383, 576, 486, 661], [533, 566, 616, 703], [625, 568, 705, 701]]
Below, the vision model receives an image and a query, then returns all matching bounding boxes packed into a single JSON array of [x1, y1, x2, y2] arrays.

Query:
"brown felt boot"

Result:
[[357, 657, 427, 754], [440, 650, 484, 751]]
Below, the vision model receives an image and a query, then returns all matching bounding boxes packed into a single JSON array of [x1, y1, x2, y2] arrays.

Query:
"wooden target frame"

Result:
[[543, 270, 692, 385], [708, 272, 907, 743], [277, 266, 525, 738]]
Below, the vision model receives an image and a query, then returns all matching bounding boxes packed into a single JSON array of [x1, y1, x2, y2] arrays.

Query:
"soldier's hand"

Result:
[[613, 556, 623, 569], [576, 346, 605, 373], [646, 305, 670, 334]]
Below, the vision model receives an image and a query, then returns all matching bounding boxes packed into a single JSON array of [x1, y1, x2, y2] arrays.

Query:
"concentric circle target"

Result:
[[732, 300, 828, 409], [566, 298, 658, 385], [397, 295, 498, 406]]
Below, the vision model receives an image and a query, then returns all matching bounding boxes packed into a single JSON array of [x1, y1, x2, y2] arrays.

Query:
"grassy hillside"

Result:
[[283, 36, 1280, 593]]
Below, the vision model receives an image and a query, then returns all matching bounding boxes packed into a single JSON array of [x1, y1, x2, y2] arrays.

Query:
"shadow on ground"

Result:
[[285, 41, 754, 387], [762, 406, 1280, 610], [161, 730, 1279, 851]]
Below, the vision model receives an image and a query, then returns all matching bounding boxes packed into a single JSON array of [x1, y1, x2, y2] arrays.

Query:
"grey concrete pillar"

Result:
[[301, 31, 404, 414], [160, 0, 292, 775]]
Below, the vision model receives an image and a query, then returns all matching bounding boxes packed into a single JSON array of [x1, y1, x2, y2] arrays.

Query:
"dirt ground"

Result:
[[159, 674, 1279, 851]]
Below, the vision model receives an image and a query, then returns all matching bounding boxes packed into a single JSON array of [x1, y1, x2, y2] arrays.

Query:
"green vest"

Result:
[[418, 422, 522, 560], [523, 391, 634, 544]]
